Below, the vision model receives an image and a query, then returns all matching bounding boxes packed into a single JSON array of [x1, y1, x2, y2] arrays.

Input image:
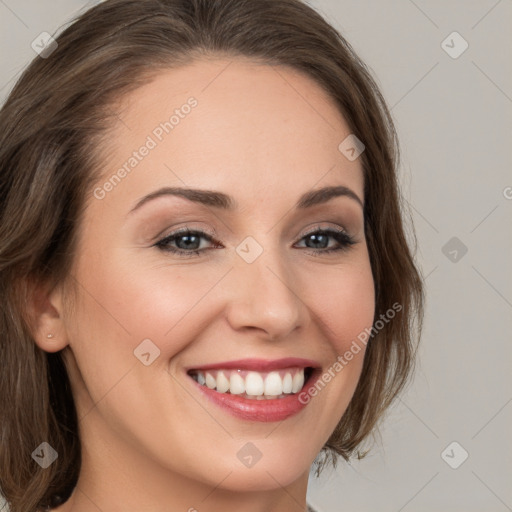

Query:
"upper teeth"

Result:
[[191, 368, 306, 397]]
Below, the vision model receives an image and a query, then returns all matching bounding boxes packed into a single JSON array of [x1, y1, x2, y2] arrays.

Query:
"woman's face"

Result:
[[57, 57, 374, 496]]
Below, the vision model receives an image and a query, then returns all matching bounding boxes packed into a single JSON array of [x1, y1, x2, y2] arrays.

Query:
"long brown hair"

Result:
[[0, 0, 424, 510]]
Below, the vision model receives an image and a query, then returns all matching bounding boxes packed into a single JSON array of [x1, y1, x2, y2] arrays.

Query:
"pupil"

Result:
[[307, 233, 327, 249], [178, 234, 199, 250]]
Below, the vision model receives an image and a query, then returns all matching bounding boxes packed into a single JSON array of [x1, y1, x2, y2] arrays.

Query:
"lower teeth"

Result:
[[202, 385, 290, 399], [241, 392, 288, 400]]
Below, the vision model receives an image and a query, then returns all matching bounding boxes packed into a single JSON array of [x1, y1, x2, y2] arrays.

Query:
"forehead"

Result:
[[92, 57, 364, 214]]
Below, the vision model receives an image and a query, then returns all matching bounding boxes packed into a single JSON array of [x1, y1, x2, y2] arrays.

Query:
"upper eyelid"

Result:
[[156, 225, 216, 241], [301, 225, 348, 236]]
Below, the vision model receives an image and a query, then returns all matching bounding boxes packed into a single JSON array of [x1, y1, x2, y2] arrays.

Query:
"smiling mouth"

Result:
[[187, 366, 315, 399]]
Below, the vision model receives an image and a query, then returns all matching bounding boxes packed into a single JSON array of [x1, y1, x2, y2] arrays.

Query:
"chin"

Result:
[[202, 442, 317, 491]]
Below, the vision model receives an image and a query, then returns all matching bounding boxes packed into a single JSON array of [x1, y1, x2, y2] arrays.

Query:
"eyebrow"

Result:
[[127, 184, 363, 216]]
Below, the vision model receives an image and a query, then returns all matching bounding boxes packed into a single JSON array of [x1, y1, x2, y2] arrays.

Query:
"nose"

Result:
[[225, 245, 308, 341]]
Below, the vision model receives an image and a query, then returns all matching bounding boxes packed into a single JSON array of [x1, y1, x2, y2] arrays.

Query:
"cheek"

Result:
[[62, 254, 226, 430], [299, 254, 375, 407], [305, 258, 375, 354], [70, 249, 229, 357]]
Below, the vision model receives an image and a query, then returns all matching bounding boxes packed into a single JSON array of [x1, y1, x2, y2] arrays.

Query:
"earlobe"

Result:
[[27, 278, 69, 353]]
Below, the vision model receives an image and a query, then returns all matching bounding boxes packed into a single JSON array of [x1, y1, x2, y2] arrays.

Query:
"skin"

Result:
[[32, 57, 375, 512]]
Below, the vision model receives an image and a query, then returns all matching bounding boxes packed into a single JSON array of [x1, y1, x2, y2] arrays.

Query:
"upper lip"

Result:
[[186, 357, 320, 372]]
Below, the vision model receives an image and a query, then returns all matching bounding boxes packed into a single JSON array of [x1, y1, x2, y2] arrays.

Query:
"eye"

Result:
[[154, 228, 220, 257], [294, 227, 356, 255]]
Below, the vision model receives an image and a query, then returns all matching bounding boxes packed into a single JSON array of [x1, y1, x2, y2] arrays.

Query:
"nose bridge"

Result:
[[226, 236, 306, 340]]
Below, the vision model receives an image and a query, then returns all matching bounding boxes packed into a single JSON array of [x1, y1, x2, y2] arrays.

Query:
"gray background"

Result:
[[1, 1, 511, 511]]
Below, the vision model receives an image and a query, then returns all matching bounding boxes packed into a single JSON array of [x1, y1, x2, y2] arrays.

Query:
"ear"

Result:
[[26, 277, 69, 353]]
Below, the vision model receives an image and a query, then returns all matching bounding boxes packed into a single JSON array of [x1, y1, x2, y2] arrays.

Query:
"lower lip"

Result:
[[189, 372, 317, 422]]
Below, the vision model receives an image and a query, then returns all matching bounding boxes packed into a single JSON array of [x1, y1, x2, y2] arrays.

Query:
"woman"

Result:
[[0, 0, 424, 510]]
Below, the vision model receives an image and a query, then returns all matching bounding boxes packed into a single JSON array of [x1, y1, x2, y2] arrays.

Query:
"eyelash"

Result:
[[154, 226, 356, 258]]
